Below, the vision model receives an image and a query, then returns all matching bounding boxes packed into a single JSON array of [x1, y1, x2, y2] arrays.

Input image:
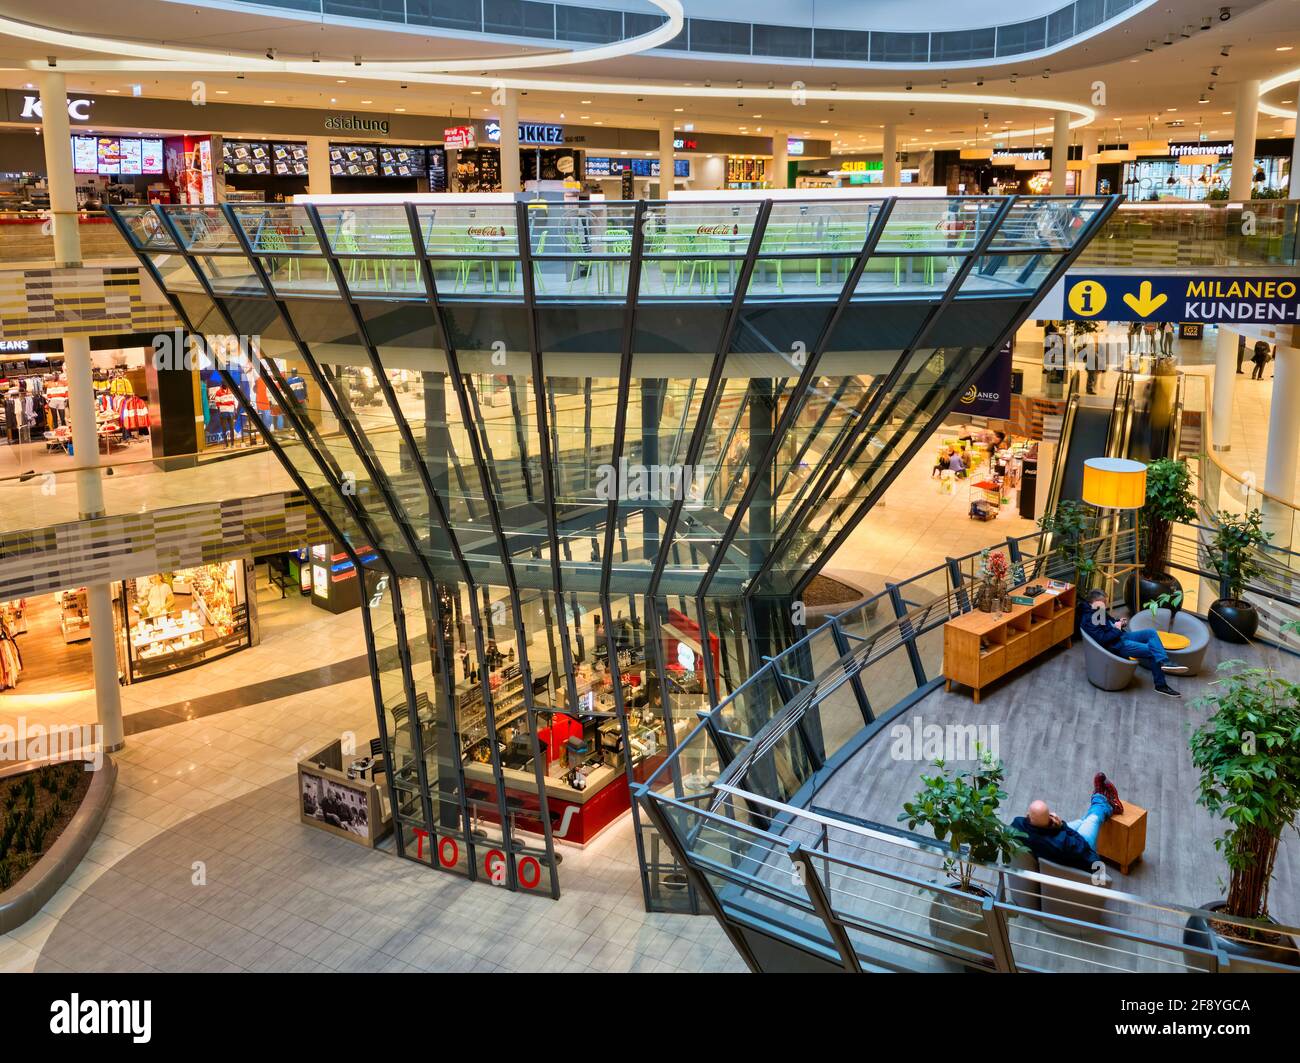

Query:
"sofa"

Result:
[[1006, 850, 1118, 933], [1080, 626, 1139, 691], [1127, 608, 1211, 676]]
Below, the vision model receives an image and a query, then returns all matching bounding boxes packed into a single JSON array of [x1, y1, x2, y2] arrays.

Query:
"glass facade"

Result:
[[108, 193, 1115, 907]]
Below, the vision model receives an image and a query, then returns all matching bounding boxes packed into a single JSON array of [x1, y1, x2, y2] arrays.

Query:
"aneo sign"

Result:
[[19, 95, 93, 121]]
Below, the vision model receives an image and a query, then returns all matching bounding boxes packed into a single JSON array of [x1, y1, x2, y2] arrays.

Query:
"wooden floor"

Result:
[[1, 594, 94, 695], [813, 633, 1300, 930]]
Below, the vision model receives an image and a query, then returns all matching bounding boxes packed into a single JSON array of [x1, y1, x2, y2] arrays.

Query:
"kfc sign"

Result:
[[20, 95, 93, 122]]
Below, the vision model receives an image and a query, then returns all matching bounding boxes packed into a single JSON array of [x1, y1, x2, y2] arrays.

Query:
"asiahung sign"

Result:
[[1063, 274, 1300, 324]]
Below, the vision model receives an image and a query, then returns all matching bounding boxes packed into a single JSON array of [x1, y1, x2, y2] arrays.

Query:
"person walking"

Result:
[[1251, 339, 1272, 380], [1160, 321, 1174, 358]]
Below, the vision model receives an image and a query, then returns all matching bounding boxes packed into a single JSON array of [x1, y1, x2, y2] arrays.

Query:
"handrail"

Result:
[[1200, 367, 1299, 512], [0, 442, 271, 485]]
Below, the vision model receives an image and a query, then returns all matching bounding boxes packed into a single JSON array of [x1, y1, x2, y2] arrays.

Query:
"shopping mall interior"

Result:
[[0, 0, 1298, 1004]]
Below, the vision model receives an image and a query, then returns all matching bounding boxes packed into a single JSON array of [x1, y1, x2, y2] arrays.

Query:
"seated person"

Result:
[[947, 447, 968, 476], [1012, 774, 1124, 872], [1080, 589, 1187, 698]]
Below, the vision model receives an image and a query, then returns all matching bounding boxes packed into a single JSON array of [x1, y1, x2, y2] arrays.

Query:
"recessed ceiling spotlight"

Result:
[[1219, 6, 1231, 21], [1201, 15, 1212, 29], [1144, 40, 1155, 52], [1278, 46, 1295, 51]]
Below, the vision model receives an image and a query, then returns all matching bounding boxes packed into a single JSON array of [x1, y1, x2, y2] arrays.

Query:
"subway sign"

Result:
[[1064, 273, 1300, 323]]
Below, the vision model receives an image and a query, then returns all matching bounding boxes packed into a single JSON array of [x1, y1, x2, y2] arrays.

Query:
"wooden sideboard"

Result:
[[943, 581, 1076, 703]]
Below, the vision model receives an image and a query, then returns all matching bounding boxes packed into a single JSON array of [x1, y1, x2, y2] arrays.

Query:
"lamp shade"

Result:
[[1082, 457, 1147, 509]]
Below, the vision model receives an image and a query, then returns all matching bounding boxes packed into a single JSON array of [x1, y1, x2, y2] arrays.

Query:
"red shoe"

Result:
[[1094, 772, 1124, 814]]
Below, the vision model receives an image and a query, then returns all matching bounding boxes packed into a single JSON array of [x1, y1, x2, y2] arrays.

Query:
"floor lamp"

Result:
[[1081, 457, 1147, 603]]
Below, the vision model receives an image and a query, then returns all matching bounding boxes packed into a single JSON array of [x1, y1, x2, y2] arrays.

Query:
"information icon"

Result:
[[1067, 279, 1107, 317]]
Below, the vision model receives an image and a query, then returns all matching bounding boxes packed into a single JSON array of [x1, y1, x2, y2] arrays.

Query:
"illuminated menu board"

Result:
[[73, 136, 98, 174], [141, 138, 164, 174], [272, 142, 308, 176], [96, 138, 122, 175], [117, 138, 143, 176], [380, 145, 425, 177], [586, 157, 691, 178], [329, 144, 379, 176], [223, 140, 272, 175]]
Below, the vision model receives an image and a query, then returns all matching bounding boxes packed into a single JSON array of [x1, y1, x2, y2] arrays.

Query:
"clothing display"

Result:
[[0, 618, 21, 691]]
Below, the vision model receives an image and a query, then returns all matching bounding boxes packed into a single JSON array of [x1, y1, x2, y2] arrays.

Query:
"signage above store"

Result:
[[672, 137, 698, 151], [486, 121, 565, 145], [1064, 273, 1300, 323], [787, 138, 805, 156], [0, 340, 31, 352], [324, 112, 390, 136], [837, 160, 882, 172], [1168, 140, 1233, 157], [991, 149, 1047, 163], [19, 95, 93, 121], [443, 126, 475, 149]]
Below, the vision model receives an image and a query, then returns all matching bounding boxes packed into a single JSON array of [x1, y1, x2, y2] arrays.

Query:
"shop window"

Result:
[[1104, 0, 1139, 18], [626, 11, 681, 47], [688, 18, 753, 55], [813, 28, 872, 62], [555, 5, 621, 43], [752, 24, 812, 59], [483, 0, 556, 40], [929, 29, 996, 62], [869, 32, 929, 63], [407, 0, 482, 32]]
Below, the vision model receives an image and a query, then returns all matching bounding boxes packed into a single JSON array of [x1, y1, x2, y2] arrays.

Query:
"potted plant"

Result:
[[1206, 509, 1270, 643], [1183, 655, 1300, 966], [900, 752, 1025, 964], [1125, 457, 1195, 613], [975, 548, 1011, 612]]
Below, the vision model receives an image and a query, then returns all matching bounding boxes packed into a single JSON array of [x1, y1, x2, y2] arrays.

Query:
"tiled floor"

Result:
[[0, 581, 743, 974]]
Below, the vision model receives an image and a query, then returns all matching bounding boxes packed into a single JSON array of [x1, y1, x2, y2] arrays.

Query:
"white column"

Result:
[[882, 124, 899, 186], [1080, 129, 1100, 196], [1212, 326, 1238, 452], [306, 136, 332, 196], [1289, 104, 1300, 198], [39, 71, 124, 752], [658, 118, 675, 198], [1051, 110, 1070, 195], [769, 129, 788, 189], [1230, 80, 1260, 202], [499, 90, 520, 193], [1262, 344, 1300, 550]]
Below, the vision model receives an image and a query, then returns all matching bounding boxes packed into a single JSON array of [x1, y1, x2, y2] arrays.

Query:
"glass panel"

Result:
[[230, 203, 322, 253], [164, 206, 243, 251]]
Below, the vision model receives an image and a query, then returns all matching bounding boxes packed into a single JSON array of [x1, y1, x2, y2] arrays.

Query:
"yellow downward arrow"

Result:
[[1123, 280, 1168, 318]]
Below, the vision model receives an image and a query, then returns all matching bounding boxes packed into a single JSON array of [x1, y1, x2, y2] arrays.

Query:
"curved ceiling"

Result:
[[0, 0, 1296, 154]]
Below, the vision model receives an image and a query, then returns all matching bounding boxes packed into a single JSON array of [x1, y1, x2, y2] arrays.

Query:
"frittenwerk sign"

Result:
[[1063, 274, 1300, 324]]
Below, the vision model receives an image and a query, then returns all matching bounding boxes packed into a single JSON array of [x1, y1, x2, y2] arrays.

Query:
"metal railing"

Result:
[[634, 529, 1300, 973], [0, 210, 135, 265]]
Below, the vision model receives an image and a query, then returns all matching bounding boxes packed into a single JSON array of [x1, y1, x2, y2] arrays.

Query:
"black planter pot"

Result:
[[1123, 571, 1182, 614], [1208, 598, 1259, 643], [1183, 900, 1300, 968]]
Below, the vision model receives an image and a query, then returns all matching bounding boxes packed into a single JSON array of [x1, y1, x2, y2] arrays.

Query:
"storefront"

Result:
[[1109, 138, 1295, 202], [0, 559, 258, 695], [117, 560, 253, 681], [2, 337, 155, 458]]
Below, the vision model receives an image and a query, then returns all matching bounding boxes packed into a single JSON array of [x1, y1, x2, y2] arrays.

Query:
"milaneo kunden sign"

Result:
[[1065, 274, 1300, 323]]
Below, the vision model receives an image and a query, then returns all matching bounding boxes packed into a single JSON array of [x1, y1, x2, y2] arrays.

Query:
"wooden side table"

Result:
[[1096, 801, 1147, 874]]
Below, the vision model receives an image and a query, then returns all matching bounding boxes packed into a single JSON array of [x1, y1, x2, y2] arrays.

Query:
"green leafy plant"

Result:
[[900, 751, 1025, 893], [1209, 509, 1272, 600], [1146, 589, 1184, 619], [1141, 457, 1196, 580], [1038, 499, 1103, 592], [1190, 661, 1300, 933]]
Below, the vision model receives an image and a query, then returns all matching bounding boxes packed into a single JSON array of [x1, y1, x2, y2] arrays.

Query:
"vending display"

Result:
[[379, 145, 425, 177], [73, 136, 98, 174], [223, 140, 272, 175], [272, 142, 309, 176], [329, 144, 379, 176], [427, 146, 447, 192], [726, 157, 767, 186]]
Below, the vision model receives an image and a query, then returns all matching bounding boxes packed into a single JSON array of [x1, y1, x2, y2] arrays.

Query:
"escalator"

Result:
[[1044, 366, 1184, 514]]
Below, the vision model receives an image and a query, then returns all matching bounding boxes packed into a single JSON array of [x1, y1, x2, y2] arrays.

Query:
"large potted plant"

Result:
[[1038, 500, 1103, 624], [1206, 509, 1270, 643], [1183, 655, 1300, 966], [1125, 456, 1195, 613], [900, 752, 1025, 965]]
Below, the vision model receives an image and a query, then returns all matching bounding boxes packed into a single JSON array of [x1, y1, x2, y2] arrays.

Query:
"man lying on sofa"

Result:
[[1080, 588, 1188, 698], [1012, 773, 1124, 872]]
